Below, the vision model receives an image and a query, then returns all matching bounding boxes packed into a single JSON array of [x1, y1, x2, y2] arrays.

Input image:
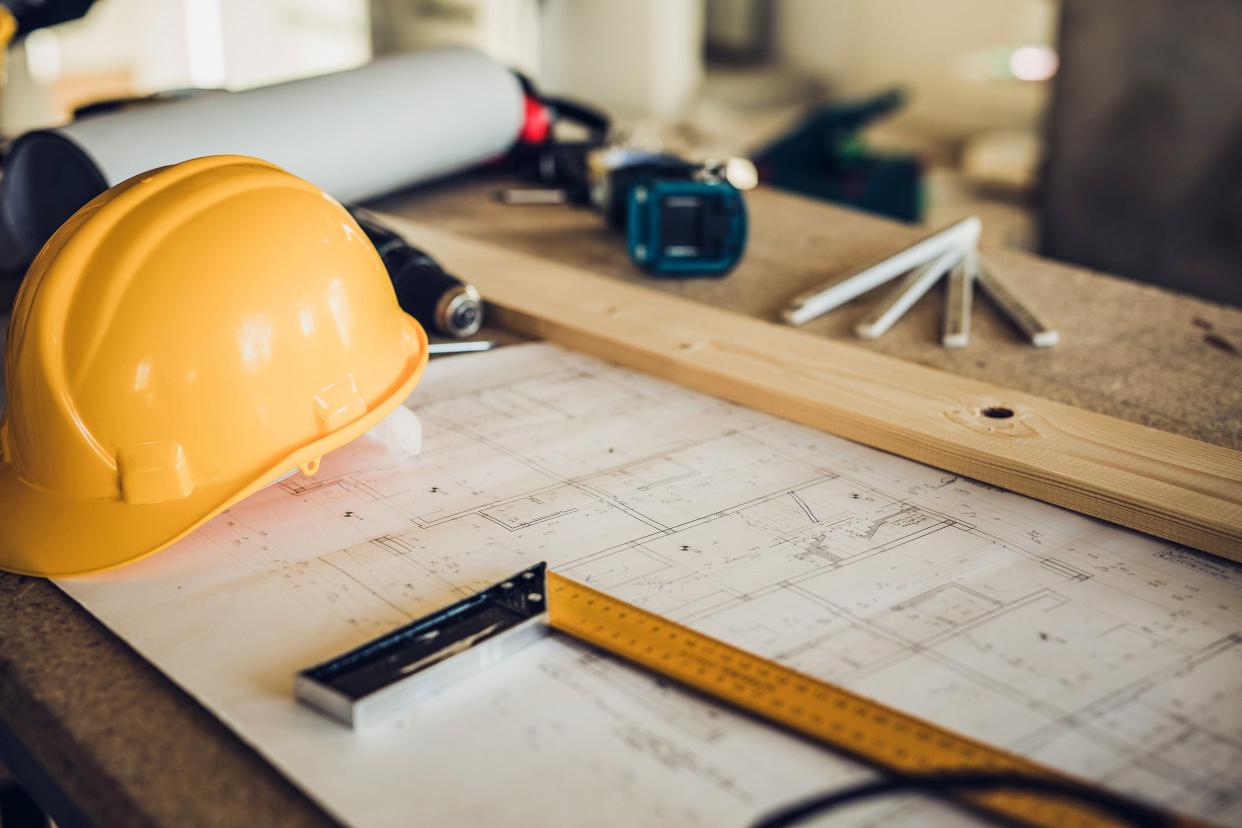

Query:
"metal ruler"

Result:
[[299, 564, 1195, 827]]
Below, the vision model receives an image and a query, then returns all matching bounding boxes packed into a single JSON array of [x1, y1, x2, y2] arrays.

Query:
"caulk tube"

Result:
[[0, 47, 524, 275]]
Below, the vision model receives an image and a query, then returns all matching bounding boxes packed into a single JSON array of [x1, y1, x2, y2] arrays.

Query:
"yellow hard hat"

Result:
[[0, 155, 428, 577]]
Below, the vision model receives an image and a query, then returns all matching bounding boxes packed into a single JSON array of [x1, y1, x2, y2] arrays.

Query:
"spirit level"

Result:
[[297, 564, 549, 728]]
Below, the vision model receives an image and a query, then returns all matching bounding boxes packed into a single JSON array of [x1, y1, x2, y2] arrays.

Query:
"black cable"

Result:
[[752, 771, 1173, 828], [541, 95, 611, 140], [510, 70, 612, 142]]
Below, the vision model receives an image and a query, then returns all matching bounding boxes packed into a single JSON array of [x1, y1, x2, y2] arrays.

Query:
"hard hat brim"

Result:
[[0, 460, 253, 577], [0, 318, 428, 578]]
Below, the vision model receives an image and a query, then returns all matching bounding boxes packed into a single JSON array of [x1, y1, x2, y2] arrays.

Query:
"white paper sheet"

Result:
[[57, 344, 1242, 826]]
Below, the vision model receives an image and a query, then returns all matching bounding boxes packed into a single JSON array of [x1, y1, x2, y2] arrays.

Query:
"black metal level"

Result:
[[296, 562, 549, 727]]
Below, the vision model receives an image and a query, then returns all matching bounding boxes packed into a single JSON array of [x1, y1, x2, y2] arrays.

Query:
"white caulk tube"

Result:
[[0, 47, 524, 272]]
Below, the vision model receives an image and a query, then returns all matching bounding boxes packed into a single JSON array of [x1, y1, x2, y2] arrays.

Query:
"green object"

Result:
[[753, 89, 925, 223]]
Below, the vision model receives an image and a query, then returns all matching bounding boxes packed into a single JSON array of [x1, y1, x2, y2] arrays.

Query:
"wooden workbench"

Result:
[[2, 175, 1239, 827]]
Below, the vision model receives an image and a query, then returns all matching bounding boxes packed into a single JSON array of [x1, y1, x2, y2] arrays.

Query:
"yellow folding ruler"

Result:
[[297, 563, 1196, 828]]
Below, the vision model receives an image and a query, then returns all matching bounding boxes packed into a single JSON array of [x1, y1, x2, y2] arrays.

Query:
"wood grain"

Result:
[[384, 215, 1242, 562]]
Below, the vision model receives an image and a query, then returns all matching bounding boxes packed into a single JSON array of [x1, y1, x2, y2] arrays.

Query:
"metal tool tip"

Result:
[[1032, 331, 1060, 348]]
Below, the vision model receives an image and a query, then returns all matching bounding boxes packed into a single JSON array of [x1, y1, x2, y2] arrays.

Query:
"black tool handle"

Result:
[[348, 208, 482, 338]]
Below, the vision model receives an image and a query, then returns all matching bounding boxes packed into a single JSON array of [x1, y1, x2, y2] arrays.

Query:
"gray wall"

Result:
[[1042, 0, 1242, 306]]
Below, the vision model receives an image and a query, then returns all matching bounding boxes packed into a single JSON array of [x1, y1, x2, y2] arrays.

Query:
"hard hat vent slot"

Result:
[[118, 440, 195, 505], [314, 375, 367, 432]]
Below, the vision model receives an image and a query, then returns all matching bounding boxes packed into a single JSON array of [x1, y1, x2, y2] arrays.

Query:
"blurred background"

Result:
[[0, 0, 1239, 305]]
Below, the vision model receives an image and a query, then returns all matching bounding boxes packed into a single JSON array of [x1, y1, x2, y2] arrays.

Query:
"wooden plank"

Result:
[[380, 179, 1242, 450], [385, 216, 1242, 562]]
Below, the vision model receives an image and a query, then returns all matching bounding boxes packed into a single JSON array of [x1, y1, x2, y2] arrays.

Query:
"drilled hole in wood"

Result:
[[981, 406, 1015, 419]]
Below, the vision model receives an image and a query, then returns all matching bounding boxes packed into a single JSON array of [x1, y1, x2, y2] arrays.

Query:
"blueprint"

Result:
[[58, 343, 1242, 827]]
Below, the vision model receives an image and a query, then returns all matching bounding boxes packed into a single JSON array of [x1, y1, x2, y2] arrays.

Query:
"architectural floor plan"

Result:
[[60, 344, 1242, 826]]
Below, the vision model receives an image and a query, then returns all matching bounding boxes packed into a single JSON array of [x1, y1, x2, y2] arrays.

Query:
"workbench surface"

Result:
[[2, 177, 1239, 827]]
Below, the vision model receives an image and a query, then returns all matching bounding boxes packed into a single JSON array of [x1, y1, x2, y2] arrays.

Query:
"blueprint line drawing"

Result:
[[59, 343, 1242, 827]]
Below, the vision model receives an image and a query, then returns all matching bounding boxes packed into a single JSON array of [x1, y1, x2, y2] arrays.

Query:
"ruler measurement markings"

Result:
[[546, 571, 1182, 828]]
